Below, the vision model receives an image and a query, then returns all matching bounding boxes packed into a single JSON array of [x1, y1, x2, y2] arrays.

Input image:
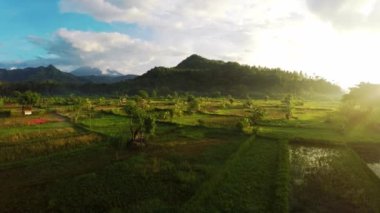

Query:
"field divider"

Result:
[[55, 112, 111, 139], [272, 140, 289, 213], [181, 135, 256, 211]]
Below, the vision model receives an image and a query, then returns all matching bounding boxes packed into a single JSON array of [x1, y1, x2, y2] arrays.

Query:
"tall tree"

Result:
[[15, 91, 40, 114], [283, 94, 293, 120], [125, 104, 156, 145]]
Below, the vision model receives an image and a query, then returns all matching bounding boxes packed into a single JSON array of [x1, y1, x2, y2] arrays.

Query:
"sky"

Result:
[[0, 0, 380, 88]]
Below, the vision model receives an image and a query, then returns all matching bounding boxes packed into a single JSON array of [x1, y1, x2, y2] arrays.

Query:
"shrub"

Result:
[[0, 110, 11, 118], [197, 119, 206, 127], [237, 118, 251, 134], [249, 107, 265, 125]]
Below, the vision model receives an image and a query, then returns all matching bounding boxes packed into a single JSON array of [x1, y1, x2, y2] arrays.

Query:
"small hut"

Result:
[[22, 106, 32, 116]]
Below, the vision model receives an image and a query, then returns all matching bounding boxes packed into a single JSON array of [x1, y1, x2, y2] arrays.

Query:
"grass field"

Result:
[[0, 98, 379, 212], [183, 137, 288, 212]]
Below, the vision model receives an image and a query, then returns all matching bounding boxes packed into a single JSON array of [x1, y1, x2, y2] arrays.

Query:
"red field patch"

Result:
[[28, 118, 50, 125]]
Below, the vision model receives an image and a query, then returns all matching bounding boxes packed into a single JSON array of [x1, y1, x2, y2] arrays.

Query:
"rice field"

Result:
[[0, 98, 379, 212]]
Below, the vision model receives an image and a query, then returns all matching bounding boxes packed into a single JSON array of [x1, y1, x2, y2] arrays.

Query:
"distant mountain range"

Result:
[[0, 65, 84, 83], [0, 65, 138, 84], [0, 54, 343, 99]]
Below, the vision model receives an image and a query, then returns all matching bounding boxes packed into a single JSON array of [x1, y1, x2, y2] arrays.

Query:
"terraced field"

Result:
[[0, 99, 379, 212]]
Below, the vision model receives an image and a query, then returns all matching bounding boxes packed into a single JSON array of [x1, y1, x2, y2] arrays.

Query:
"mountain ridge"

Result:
[[0, 55, 343, 99], [0, 65, 84, 83], [0, 65, 137, 84]]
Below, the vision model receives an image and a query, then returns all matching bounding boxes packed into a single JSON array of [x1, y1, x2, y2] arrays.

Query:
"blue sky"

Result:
[[0, 0, 145, 62], [0, 1, 102, 61], [0, 0, 380, 88]]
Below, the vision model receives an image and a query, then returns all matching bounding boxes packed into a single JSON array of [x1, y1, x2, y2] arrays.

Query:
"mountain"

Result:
[[0, 65, 137, 85], [176, 54, 224, 70], [126, 55, 343, 99], [0, 65, 85, 83]]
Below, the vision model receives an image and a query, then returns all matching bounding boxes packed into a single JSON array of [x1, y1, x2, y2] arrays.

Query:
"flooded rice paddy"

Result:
[[290, 143, 380, 212]]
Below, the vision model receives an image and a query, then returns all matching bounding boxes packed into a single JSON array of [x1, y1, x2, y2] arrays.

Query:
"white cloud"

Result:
[[9, 0, 379, 88], [56, 0, 310, 72], [54, 28, 184, 74], [305, 0, 380, 30]]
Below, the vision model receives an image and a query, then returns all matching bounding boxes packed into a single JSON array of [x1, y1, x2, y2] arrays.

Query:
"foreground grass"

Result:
[[183, 137, 289, 212], [0, 124, 249, 212]]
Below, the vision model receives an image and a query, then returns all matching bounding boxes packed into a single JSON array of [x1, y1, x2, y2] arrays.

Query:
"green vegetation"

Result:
[[0, 82, 379, 212], [14, 90, 41, 112], [184, 137, 288, 212], [124, 103, 156, 145]]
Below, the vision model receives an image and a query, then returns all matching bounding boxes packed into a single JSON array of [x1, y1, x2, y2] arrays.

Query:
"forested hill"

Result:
[[126, 54, 343, 98], [0, 65, 138, 84], [0, 65, 85, 84]]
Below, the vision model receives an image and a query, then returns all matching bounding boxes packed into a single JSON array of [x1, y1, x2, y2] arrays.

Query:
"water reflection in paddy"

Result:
[[290, 145, 341, 186], [289, 143, 380, 212], [367, 163, 380, 178]]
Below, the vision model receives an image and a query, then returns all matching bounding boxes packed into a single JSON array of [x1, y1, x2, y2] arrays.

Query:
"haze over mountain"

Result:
[[70, 66, 137, 83], [70, 67, 104, 76], [70, 67, 124, 77]]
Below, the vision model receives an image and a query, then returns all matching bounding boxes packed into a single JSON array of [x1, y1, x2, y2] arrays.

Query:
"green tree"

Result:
[[144, 115, 156, 136], [249, 107, 265, 125], [138, 90, 149, 99], [228, 96, 234, 105], [125, 105, 156, 145], [237, 118, 252, 134], [98, 97, 106, 106], [187, 96, 200, 113], [151, 89, 157, 98], [237, 107, 265, 134], [72, 97, 84, 123], [84, 98, 95, 129], [16, 91, 40, 107], [244, 99, 254, 109], [338, 83, 380, 131], [282, 94, 293, 120], [342, 83, 380, 109], [135, 96, 150, 110]]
